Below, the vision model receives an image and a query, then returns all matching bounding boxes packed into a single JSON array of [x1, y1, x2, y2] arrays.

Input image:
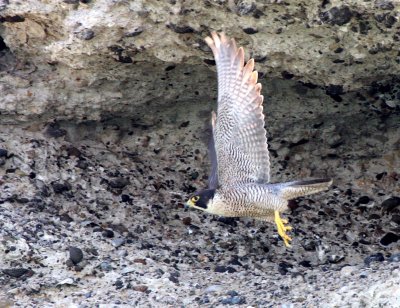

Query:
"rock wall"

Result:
[[0, 0, 399, 122], [0, 1, 399, 307]]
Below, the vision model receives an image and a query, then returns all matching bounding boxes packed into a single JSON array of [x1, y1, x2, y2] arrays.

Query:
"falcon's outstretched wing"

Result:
[[205, 32, 270, 186]]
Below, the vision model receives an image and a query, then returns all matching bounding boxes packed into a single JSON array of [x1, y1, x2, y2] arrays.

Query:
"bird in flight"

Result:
[[186, 32, 332, 247]]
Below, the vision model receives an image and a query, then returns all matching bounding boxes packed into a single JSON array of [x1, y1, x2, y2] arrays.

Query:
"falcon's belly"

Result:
[[208, 184, 288, 218]]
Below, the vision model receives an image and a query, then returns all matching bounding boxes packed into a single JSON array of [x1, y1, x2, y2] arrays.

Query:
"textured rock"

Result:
[[2, 268, 30, 278], [0, 1, 400, 307], [69, 246, 84, 265], [0, 91, 398, 305], [0, 0, 399, 122]]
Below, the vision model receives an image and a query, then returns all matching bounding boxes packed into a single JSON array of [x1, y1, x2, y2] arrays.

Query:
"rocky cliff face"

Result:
[[0, 1, 399, 307], [0, 0, 399, 122]]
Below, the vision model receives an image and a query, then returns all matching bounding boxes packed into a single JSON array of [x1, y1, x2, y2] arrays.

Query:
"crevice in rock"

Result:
[[0, 35, 14, 72], [0, 35, 8, 51]]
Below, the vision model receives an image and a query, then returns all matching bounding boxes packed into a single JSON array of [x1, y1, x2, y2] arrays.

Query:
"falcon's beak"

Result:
[[185, 199, 194, 209]]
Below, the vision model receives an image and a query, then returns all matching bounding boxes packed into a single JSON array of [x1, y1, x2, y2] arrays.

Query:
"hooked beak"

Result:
[[185, 199, 194, 209]]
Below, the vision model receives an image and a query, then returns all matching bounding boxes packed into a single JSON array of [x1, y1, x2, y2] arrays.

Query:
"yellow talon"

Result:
[[274, 211, 293, 247]]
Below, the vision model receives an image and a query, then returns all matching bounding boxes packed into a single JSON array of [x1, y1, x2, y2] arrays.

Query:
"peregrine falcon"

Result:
[[186, 32, 332, 247]]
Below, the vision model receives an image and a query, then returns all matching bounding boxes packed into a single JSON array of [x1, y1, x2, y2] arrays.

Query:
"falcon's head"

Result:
[[186, 189, 216, 211]]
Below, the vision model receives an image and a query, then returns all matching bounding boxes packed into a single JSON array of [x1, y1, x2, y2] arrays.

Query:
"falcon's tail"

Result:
[[275, 178, 333, 200]]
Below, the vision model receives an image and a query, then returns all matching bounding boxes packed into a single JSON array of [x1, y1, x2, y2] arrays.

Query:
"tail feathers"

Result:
[[277, 178, 333, 200]]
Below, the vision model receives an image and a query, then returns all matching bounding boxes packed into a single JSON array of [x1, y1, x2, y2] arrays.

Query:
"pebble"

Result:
[[227, 290, 238, 297], [168, 271, 180, 283], [243, 27, 258, 35], [189, 171, 199, 180], [357, 196, 371, 204], [359, 272, 368, 279], [102, 229, 114, 238], [381, 197, 400, 212], [198, 295, 210, 304], [59, 213, 73, 223], [121, 267, 135, 274], [384, 100, 397, 108], [182, 217, 192, 225], [117, 249, 128, 257], [236, 0, 256, 16], [368, 213, 380, 220], [124, 26, 144, 37], [340, 265, 357, 276], [112, 224, 129, 233], [388, 253, 400, 262], [0, 148, 8, 157], [45, 122, 66, 138], [2, 268, 30, 278], [204, 285, 224, 294], [301, 239, 316, 251], [278, 262, 293, 275], [217, 217, 237, 227], [77, 29, 95, 40], [214, 265, 237, 273], [69, 246, 84, 265], [392, 215, 400, 224], [115, 279, 123, 290], [57, 278, 76, 286], [120, 194, 132, 204], [375, 0, 394, 10], [228, 256, 243, 266], [328, 255, 345, 264], [132, 285, 148, 292], [76, 160, 89, 169], [65, 146, 82, 157], [168, 23, 194, 34], [380, 232, 399, 246], [133, 258, 147, 265], [108, 177, 130, 189], [52, 181, 71, 194], [100, 261, 112, 271], [221, 295, 246, 305], [322, 6, 353, 26], [111, 237, 126, 248], [364, 253, 384, 265], [299, 260, 312, 268]]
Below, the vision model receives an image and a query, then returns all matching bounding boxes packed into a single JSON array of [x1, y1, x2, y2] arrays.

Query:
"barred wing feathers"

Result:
[[205, 32, 270, 186]]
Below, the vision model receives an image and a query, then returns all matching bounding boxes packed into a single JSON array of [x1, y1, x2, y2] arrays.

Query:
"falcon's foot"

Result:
[[274, 211, 292, 247]]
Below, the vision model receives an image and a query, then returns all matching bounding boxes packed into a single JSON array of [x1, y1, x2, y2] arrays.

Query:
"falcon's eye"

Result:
[[191, 196, 200, 202]]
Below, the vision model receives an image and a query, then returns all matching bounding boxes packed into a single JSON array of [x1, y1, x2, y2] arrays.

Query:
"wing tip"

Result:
[[205, 31, 265, 106], [205, 31, 239, 60]]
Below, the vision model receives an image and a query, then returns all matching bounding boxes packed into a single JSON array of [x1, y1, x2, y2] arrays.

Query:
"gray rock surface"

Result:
[[0, 0, 400, 122], [0, 0, 400, 307], [0, 80, 399, 307]]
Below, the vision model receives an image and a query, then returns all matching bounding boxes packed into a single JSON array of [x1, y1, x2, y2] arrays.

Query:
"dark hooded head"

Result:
[[186, 189, 216, 211]]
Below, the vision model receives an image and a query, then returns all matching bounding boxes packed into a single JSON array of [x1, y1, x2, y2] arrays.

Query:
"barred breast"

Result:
[[210, 184, 288, 218]]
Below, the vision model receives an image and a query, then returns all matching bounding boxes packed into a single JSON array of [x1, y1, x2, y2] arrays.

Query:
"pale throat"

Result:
[[206, 197, 227, 215]]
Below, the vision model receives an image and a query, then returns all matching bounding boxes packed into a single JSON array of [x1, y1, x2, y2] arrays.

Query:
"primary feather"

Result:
[[205, 32, 270, 186]]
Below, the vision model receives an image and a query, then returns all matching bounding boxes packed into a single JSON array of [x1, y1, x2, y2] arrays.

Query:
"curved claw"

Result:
[[274, 211, 293, 247]]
